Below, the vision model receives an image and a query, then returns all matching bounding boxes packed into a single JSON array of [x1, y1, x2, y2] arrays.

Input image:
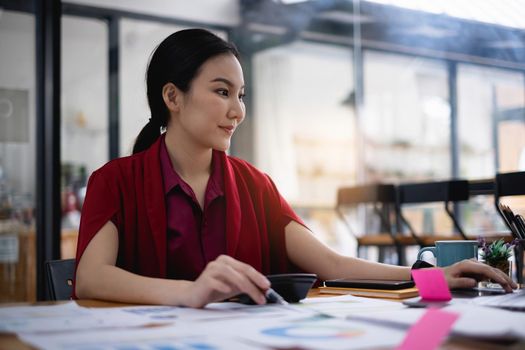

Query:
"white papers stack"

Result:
[[18, 311, 405, 350], [1, 299, 407, 350], [3, 294, 524, 350], [300, 294, 406, 318], [348, 302, 525, 340], [0, 302, 154, 333]]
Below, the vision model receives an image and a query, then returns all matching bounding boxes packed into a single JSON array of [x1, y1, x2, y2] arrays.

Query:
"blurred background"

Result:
[[0, 0, 524, 302]]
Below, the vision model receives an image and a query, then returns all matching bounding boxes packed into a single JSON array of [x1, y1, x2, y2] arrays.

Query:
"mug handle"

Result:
[[417, 247, 436, 261]]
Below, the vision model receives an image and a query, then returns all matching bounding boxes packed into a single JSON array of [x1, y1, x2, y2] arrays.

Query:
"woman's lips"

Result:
[[219, 125, 235, 135]]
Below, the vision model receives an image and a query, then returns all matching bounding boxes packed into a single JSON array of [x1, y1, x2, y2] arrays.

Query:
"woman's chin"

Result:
[[212, 141, 230, 152]]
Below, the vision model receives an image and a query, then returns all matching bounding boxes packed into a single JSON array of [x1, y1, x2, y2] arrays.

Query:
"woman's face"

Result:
[[172, 53, 245, 152]]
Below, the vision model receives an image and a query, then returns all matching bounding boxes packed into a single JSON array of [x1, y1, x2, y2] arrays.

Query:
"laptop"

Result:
[[465, 288, 525, 312]]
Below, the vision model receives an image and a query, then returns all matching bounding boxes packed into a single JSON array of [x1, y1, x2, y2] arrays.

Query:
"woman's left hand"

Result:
[[442, 259, 517, 292]]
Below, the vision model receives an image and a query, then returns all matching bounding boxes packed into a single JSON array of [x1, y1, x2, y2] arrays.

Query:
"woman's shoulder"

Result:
[[91, 152, 147, 180], [225, 155, 276, 188], [226, 155, 266, 178]]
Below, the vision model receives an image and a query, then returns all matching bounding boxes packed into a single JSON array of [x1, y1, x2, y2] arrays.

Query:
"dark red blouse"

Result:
[[74, 135, 305, 298], [159, 139, 227, 280]]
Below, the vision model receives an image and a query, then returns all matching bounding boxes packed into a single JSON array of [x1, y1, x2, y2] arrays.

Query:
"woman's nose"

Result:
[[228, 98, 245, 122]]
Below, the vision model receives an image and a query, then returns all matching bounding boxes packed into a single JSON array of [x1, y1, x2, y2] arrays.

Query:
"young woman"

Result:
[[75, 28, 515, 308]]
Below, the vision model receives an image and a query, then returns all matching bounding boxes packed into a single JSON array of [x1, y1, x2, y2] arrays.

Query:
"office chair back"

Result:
[[397, 180, 469, 204], [336, 184, 409, 264], [396, 180, 470, 245], [496, 171, 525, 198], [45, 258, 76, 300], [495, 171, 525, 238], [337, 183, 397, 236], [337, 184, 397, 206]]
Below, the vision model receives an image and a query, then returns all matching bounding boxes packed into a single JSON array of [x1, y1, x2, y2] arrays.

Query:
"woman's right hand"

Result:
[[442, 259, 517, 292], [182, 255, 270, 308]]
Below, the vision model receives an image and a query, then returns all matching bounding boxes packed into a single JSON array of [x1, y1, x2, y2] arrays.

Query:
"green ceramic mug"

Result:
[[417, 240, 478, 267]]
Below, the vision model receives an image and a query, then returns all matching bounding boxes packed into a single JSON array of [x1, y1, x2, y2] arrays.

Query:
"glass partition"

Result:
[[458, 65, 525, 178], [458, 64, 525, 236], [252, 41, 355, 254], [60, 15, 108, 259], [0, 9, 36, 302], [362, 51, 450, 183], [362, 51, 451, 254]]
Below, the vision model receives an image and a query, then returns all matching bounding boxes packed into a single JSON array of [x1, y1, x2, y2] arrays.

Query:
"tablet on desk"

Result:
[[324, 278, 415, 290]]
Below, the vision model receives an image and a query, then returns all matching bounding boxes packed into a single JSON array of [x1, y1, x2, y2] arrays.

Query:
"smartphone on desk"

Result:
[[324, 278, 415, 290]]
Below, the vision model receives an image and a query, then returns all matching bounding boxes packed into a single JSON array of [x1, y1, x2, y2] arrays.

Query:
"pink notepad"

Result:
[[411, 268, 452, 301], [396, 308, 459, 350]]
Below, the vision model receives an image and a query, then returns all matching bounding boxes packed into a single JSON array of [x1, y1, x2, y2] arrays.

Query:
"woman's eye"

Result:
[[217, 89, 229, 97], [239, 93, 245, 101]]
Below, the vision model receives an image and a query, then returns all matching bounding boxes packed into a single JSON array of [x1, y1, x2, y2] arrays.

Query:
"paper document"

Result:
[[195, 314, 406, 350], [348, 303, 525, 340], [20, 325, 265, 350], [12, 300, 407, 350], [301, 294, 405, 318], [0, 302, 165, 334], [118, 302, 309, 323]]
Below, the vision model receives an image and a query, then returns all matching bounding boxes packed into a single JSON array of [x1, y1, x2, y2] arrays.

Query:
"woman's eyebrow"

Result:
[[210, 77, 245, 89]]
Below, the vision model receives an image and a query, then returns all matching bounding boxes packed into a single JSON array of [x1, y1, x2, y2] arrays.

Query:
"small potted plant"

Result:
[[478, 237, 518, 275]]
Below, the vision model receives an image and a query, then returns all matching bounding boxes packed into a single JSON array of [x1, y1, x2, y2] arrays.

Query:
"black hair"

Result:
[[132, 28, 240, 154]]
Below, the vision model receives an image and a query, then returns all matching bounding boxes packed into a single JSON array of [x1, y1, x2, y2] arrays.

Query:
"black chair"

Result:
[[396, 180, 469, 248], [336, 184, 413, 265], [45, 258, 76, 300]]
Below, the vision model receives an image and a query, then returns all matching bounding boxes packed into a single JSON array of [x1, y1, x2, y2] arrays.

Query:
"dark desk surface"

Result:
[[0, 295, 523, 350]]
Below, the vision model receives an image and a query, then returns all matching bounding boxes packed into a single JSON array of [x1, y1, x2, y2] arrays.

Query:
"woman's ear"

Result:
[[162, 83, 182, 113]]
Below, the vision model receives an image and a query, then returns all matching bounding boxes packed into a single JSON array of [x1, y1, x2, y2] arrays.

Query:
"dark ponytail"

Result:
[[132, 28, 239, 154]]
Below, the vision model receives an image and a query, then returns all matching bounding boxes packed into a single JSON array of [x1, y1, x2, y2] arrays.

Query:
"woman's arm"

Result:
[[284, 221, 410, 281], [284, 221, 517, 292], [76, 221, 270, 307]]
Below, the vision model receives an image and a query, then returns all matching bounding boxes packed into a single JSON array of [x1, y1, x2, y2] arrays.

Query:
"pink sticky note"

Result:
[[411, 268, 452, 301], [396, 308, 459, 350]]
